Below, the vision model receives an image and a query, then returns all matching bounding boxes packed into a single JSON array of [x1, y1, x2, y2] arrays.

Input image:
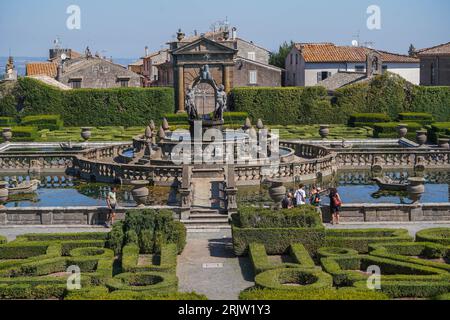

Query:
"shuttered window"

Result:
[[249, 70, 257, 84]]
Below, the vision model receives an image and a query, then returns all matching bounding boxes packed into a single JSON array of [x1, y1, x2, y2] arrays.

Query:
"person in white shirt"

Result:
[[294, 184, 307, 206]]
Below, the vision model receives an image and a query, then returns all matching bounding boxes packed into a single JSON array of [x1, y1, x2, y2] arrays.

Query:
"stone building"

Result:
[[285, 43, 420, 86], [26, 48, 142, 89], [416, 42, 450, 86], [152, 28, 282, 112]]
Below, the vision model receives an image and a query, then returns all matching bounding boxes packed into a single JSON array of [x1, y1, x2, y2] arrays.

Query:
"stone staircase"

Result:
[[181, 207, 230, 230], [181, 166, 231, 230]]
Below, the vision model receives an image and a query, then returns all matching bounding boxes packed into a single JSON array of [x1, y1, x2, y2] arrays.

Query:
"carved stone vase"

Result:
[[0, 181, 9, 208], [319, 125, 330, 139], [81, 127, 92, 142], [407, 177, 425, 203], [2, 128, 12, 142], [397, 124, 408, 139], [130, 180, 149, 207]]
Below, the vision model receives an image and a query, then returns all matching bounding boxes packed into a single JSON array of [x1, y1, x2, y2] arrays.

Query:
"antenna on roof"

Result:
[[352, 30, 361, 47]]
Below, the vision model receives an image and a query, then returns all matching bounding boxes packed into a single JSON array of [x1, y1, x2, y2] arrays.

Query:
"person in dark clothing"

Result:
[[281, 193, 294, 209], [329, 188, 343, 225]]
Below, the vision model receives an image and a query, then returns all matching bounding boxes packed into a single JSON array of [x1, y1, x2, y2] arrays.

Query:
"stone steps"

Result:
[[182, 208, 230, 229]]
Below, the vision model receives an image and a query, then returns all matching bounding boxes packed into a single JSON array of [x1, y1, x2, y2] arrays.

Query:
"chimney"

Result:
[[177, 29, 185, 42], [56, 64, 62, 81], [145, 46, 149, 57], [231, 27, 237, 40]]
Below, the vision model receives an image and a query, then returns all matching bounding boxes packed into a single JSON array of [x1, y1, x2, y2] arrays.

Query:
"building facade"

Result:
[[417, 42, 450, 86], [285, 43, 420, 86], [26, 48, 142, 89]]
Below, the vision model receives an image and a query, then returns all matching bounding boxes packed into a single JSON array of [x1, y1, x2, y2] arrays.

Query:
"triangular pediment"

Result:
[[172, 37, 237, 55]]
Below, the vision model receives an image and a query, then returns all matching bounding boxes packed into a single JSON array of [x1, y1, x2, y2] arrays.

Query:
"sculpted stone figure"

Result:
[[214, 85, 227, 121], [185, 88, 198, 120]]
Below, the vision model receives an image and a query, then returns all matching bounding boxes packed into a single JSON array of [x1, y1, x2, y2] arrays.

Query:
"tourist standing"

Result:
[[310, 187, 322, 207], [106, 186, 118, 228], [329, 188, 343, 225], [294, 184, 307, 207], [282, 193, 294, 209]]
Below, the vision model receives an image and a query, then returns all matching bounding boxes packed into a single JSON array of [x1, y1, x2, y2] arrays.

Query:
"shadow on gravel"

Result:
[[208, 238, 254, 282]]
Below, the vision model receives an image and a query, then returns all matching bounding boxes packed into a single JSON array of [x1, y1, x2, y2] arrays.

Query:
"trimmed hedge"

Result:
[[0, 236, 6, 245], [348, 113, 391, 128], [0, 116, 16, 126], [369, 242, 450, 272], [324, 229, 413, 253], [21, 115, 64, 130], [320, 254, 448, 288], [249, 243, 315, 275], [254, 268, 333, 291], [230, 86, 333, 125], [416, 228, 450, 245], [65, 286, 207, 300], [15, 232, 108, 242], [235, 206, 322, 229], [122, 243, 178, 273], [0, 78, 174, 127], [0, 283, 67, 300], [372, 122, 422, 139], [410, 86, 450, 123], [398, 112, 434, 125], [232, 226, 326, 256], [239, 287, 389, 300], [106, 272, 178, 294], [353, 280, 450, 299], [317, 247, 359, 258], [10, 126, 38, 142]]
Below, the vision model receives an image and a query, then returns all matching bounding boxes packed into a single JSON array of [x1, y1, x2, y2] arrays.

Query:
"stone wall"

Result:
[[321, 203, 450, 223], [233, 59, 282, 87], [0, 206, 181, 226]]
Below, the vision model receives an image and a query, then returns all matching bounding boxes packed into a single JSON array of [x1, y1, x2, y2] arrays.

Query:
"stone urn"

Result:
[[243, 118, 252, 131], [0, 181, 8, 208], [162, 118, 170, 131], [256, 119, 265, 130], [130, 180, 149, 207], [81, 127, 92, 142], [397, 124, 408, 139], [267, 179, 286, 209], [149, 120, 156, 131], [416, 130, 428, 146], [2, 128, 12, 142], [319, 125, 330, 139], [438, 138, 450, 149], [407, 177, 425, 203]]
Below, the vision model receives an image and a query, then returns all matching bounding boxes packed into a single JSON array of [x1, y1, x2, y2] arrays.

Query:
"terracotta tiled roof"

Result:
[[26, 62, 58, 77], [416, 42, 450, 56], [295, 43, 419, 63]]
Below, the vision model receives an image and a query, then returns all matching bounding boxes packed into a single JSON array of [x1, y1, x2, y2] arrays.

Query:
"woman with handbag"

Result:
[[329, 188, 342, 225]]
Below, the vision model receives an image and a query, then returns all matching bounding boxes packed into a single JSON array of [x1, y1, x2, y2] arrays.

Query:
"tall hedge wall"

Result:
[[231, 73, 450, 125], [230, 86, 335, 125], [0, 78, 174, 126]]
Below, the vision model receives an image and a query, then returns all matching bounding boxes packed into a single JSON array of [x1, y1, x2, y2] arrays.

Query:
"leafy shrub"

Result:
[[411, 86, 450, 122], [21, 115, 64, 130], [416, 228, 450, 245], [0, 236, 6, 245], [254, 268, 333, 291], [239, 287, 389, 300], [435, 292, 450, 300], [106, 222, 124, 255], [348, 113, 391, 127], [235, 206, 322, 229], [139, 229, 155, 254], [125, 230, 139, 245]]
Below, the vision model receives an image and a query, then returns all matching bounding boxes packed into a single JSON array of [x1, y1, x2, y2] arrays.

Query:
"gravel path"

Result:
[[177, 231, 254, 300]]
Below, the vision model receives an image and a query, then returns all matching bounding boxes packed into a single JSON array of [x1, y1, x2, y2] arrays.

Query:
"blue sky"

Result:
[[1, 0, 449, 59]]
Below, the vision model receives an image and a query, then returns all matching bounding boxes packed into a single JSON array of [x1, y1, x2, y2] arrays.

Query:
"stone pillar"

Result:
[[177, 65, 185, 113], [223, 65, 231, 93]]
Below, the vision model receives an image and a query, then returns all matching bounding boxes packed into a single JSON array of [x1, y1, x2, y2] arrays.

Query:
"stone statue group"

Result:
[[185, 65, 227, 121]]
